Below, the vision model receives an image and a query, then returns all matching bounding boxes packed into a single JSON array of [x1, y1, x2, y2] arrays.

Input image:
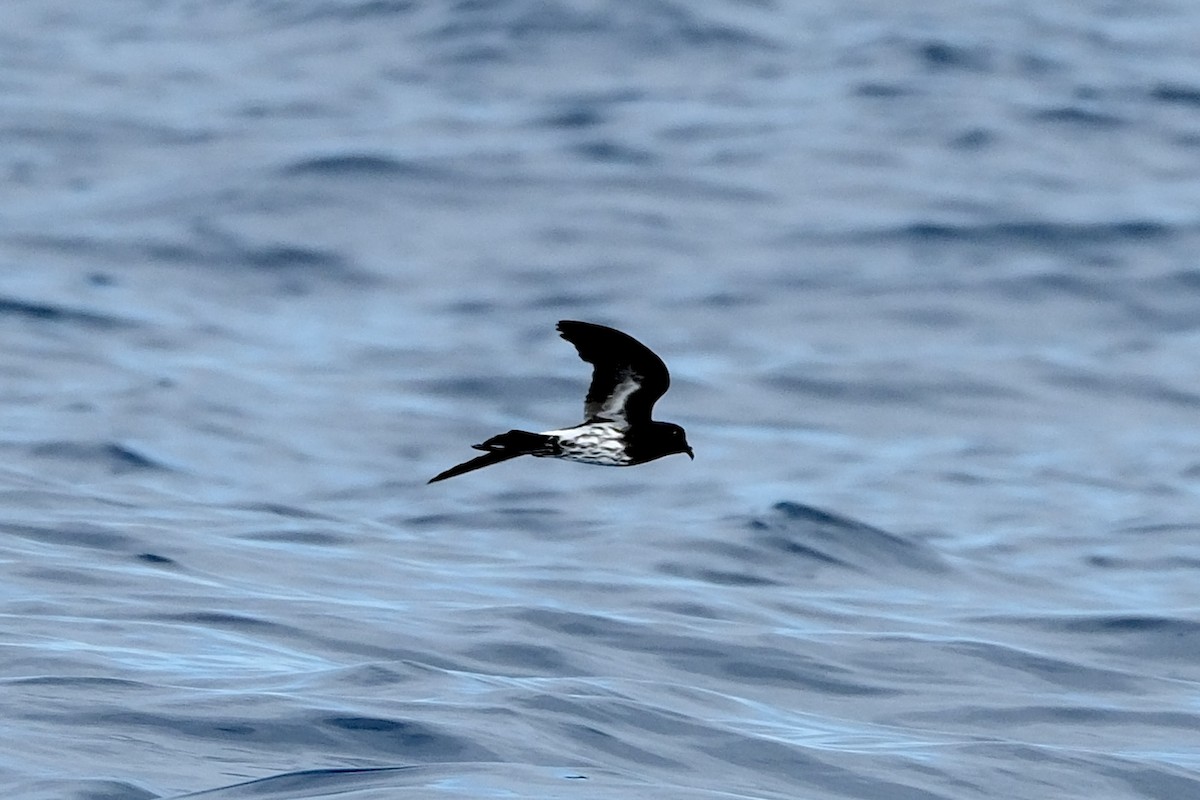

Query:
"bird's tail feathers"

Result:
[[428, 430, 558, 484], [428, 449, 524, 483], [473, 430, 558, 455]]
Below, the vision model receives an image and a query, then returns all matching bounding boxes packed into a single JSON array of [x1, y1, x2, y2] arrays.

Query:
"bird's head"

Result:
[[658, 422, 694, 460]]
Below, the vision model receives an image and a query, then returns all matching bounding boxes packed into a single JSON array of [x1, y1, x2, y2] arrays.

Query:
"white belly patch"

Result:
[[539, 423, 631, 466]]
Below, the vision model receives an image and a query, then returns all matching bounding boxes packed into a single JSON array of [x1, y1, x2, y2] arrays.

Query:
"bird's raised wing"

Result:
[[556, 320, 671, 428]]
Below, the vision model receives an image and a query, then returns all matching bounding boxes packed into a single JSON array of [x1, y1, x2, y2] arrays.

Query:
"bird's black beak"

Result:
[[686, 446, 694, 460]]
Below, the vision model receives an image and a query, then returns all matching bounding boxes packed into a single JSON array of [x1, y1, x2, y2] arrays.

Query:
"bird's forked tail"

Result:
[[427, 430, 557, 483]]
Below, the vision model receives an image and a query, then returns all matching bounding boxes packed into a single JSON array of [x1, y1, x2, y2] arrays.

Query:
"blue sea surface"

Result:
[[2, 1, 1200, 798]]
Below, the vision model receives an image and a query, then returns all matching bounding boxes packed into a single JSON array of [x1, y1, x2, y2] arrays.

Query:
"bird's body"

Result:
[[428, 321, 692, 483], [540, 421, 631, 466]]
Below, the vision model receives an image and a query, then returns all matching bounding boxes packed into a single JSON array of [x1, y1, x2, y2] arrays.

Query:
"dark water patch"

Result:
[[976, 615, 1200, 662], [1, 522, 135, 551], [491, 488, 562, 503], [572, 139, 657, 165], [234, 502, 333, 520], [64, 710, 312, 746], [105, 443, 166, 471], [135, 552, 177, 566], [1030, 106, 1127, 128], [523, 694, 709, 748], [29, 441, 174, 473], [19, 565, 110, 586], [764, 374, 922, 404], [426, 0, 777, 55], [917, 40, 991, 72], [435, 42, 509, 65], [280, 153, 451, 180], [1042, 370, 1200, 409], [948, 127, 994, 150], [517, 608, 894, 695], [322, 715, 492, 759], [0, 296, 133, 330], [58, 709, 490, 761], [1062, 615, 1200, 636], [886, 304, 970, 327], [170, 767, 423, 799], [401, 512, 463, 528], [657, 561, 783, 587], [517, 608, 636, 641], [895, 219, 1172, 246], [854, 82, 913, 98], [168, 766, 626, 800], [1117, 521, 1200, 536], [1150, 82, 1200, 107], [560, 722, 683, 768], [151, 611, 294, 633], [1097, 762, 1200, 800], [993, 270, 1119, 301], [659, 119, 775, 146], [289, 629, 471, 669], [234, 99, 336, 120], [256, 0, 417, 24], [693, 291, 758, 308], [16, 230, 368, 285], [1173, 131, 1200, 149], [701, 734, 951, 800], [539, 105, 607, 129], [444, 297, 496, 314], [764, 372, 1014, 408], [495, 505, 563, 519], [242, 243, 344, 273], [335, 664, 409, 688], [486, 506, 572, 539], [939, 640, 1139, 692], [463, 641, 577, 672], [1086, 552, 1200, 570], [238, 529, 347, 546], [1, 118, 214, 148], [418, 374, 576, 401], [718, 656, 891, 696], [527, 290, 609, 309], [659, 509, 945, 586], [747, 502, 947, 575], [607, 172, 774, 203], [86, 781, 158, 800], [906, 704, 1200, 731], [7, 675, 145, 689], [650, 601, 725, 620], [11, 779, 158, 800], [1162, 268, 1200, 291]]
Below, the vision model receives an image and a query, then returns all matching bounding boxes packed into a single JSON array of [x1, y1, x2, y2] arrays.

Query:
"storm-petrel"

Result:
[[428, 320, 693, 483]]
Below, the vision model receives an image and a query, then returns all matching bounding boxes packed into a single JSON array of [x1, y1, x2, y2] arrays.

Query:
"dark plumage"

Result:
[[428, 321, 692, 483]]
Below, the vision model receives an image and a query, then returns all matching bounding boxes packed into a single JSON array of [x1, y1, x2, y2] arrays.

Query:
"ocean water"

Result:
[[2, 1, 1200, 798]]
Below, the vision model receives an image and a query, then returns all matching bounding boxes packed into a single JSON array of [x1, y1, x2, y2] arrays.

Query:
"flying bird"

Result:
[[428, 320, 693, 483]]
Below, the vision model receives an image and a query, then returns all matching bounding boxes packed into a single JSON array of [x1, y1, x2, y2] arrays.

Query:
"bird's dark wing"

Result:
[[556, 320, 670, 427]]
